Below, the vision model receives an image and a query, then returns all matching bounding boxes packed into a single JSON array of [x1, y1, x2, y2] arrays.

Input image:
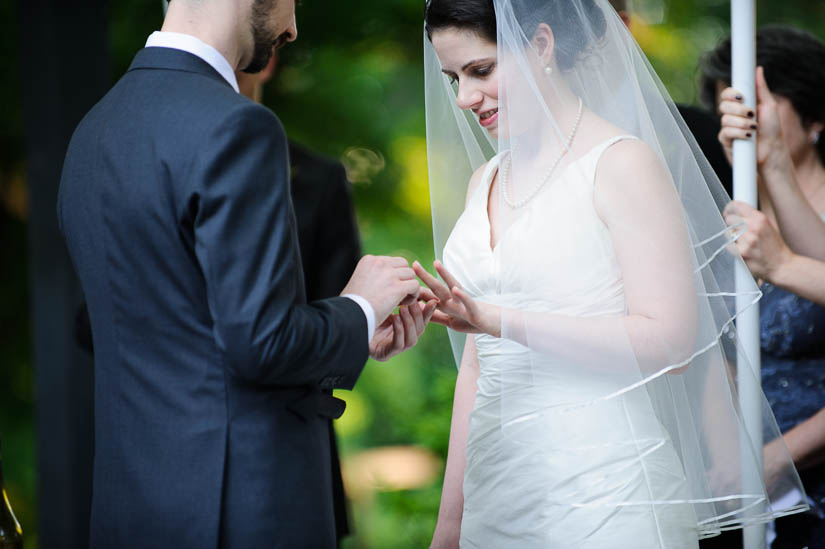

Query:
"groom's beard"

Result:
[[242, 0, 280, 74]]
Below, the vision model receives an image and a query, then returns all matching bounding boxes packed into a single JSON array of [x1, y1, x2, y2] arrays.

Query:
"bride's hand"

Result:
[[413, 260, 501, 337], [369, 299, 438, 362]]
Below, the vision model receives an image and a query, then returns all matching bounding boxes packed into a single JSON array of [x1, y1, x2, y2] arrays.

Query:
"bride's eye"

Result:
[[473, 64, 495, 78]]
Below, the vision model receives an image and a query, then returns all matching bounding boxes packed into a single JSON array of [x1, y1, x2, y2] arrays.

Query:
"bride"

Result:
[[414, 0, 808, 547]]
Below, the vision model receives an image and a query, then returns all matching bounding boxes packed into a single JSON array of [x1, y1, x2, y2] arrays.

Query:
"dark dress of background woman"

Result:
[[760, 281, 825, 549]]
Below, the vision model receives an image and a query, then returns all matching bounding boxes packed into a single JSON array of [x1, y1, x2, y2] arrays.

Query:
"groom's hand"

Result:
[[369, 299, 438, 362], [342, 255, 422, 324]]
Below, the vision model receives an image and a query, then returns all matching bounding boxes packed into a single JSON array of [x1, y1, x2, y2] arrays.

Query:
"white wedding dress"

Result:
[[443, 136, 701, 548]]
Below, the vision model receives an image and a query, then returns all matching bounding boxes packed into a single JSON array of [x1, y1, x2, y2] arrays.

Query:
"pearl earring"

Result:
[[544, 66, 553, 76], [812, 131, 821, 145]]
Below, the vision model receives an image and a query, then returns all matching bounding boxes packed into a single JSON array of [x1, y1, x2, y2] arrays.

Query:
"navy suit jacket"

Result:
[[58, 47, 368, 548]]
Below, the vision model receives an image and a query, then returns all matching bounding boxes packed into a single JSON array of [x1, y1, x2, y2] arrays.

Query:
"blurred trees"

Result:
[[1, 1, 823, 547]]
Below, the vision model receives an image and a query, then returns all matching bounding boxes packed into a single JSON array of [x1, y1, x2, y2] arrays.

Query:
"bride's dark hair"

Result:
[[424, 0, 607, 71], [425, 0, 498, 43]]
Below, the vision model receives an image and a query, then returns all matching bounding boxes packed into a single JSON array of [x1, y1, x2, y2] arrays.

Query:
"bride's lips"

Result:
[[478, 108, 498, 127]]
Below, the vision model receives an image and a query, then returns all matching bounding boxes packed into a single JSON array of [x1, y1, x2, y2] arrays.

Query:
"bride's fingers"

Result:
[[430, 310, 454, 327], [433, 260, 463, 292], [413, 261, 452, 301], [434, 297, 467, 320], [451, 286, 479, 320]]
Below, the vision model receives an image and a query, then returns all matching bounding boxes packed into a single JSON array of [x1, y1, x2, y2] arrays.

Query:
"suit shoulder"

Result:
[[211, 100, 286, 144]]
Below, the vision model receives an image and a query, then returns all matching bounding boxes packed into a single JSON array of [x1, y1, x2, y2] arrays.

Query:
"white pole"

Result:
[[731, 1, 764, 548]]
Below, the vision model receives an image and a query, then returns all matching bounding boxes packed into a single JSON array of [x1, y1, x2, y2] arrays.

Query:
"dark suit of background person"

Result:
[[289, 140, 362, 542], [58, 43, 373, 548]]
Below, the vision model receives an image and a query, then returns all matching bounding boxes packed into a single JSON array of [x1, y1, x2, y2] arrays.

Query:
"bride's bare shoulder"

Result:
[[593, 135, 678, 223]]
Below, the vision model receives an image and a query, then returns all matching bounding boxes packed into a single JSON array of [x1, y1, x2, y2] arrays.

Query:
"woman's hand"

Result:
[[369, 299, 438, 361], [718, 66, 790, 170], [763, 436, 795, 498], [724, 200, 794, 282], [413, 260, 501, 337]]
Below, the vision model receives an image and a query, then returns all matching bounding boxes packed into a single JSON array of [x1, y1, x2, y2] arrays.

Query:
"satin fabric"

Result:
[[444, 138, 700, 548]]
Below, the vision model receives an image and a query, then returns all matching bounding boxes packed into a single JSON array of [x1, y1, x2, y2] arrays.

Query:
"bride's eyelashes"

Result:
[[471, 63, 496, 78], [443, 63, 497, 85]]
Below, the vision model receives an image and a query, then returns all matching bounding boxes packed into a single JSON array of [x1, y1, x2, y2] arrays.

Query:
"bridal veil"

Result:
[[424, 0, 808, 537]]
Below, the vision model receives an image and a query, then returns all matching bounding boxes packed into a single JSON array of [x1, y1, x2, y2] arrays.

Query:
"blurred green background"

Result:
[[1, 1, 824, 547]]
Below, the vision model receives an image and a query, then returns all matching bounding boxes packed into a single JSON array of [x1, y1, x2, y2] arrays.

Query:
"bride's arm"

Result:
[[419, 140, 699, 375], [431, 336, 479, 548]]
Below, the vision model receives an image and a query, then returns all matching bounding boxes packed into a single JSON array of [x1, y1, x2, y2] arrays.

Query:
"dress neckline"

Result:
[[475, 135, 637, 254]]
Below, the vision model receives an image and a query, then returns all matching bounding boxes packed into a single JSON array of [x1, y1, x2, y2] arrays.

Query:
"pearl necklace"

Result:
[[500, 97, 584, 209]]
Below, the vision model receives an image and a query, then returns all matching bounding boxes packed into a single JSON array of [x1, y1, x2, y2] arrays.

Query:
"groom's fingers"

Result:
[[385, 256, 411, 268], [392, 314, 405, 352], [396, 267, 416, 280], [409, 302, 426, 333], [422, 299, 438, 326], [399, 279, 421, 302], [400, 306, 418, 347]]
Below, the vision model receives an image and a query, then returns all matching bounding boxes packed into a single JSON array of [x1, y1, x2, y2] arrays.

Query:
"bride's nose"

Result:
[[456, 82, 483, 110]]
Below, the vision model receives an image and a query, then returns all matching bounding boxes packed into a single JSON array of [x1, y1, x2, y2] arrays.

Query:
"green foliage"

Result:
[[1, 1, 823, 548]]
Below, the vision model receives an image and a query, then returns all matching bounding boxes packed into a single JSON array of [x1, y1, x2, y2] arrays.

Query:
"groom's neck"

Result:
[[161, 0, 249, 70]]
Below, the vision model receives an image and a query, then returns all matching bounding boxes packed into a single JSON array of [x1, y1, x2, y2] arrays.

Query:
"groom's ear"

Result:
[[532, 23, 556, 67]]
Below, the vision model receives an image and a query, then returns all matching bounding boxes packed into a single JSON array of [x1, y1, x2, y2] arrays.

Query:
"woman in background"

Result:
[[702, 24, 825, 548]]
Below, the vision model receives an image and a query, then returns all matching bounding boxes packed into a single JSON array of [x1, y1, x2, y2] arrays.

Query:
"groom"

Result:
[[57, 0, 432, 547]]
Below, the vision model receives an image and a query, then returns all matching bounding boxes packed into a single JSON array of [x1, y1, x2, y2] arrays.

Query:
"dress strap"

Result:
[[481, 151, 508, 190], [591, 135, 639, 161], [588, 134, 640, 187]]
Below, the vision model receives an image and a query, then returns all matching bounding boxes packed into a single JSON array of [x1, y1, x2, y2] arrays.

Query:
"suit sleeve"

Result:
[[313, 163, 363, 299], [191, 103, 368, 389]]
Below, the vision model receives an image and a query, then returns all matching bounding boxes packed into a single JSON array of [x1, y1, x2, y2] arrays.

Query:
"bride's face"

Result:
[[432, 28, 500, 137]]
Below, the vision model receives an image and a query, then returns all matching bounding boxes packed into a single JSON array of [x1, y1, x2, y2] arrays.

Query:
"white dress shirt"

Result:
[[146, 31, 239, 92], [144, 31, 376, 343]]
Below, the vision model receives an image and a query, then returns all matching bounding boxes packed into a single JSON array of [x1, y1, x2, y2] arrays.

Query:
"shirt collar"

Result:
[[145, 31, 239, 93]]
